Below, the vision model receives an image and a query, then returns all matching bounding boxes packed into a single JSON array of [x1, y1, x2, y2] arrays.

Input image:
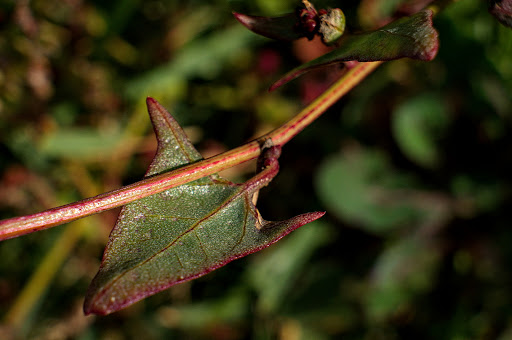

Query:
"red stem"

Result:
[[0, 61, 381, 241]]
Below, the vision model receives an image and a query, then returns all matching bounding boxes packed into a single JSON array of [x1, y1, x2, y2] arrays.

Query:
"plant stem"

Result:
[[272, 61, 382, 145], [0, 61, 381, 241]]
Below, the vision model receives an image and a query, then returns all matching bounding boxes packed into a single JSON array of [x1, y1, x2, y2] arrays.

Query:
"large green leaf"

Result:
[[84, 98, 323, 315], [270, 10, 439, 90]]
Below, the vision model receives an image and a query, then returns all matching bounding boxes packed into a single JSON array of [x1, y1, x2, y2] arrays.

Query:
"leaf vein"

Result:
[[104, 184, 248, 289], [229, 195, 250, 253], [194, 232, 209, 262]]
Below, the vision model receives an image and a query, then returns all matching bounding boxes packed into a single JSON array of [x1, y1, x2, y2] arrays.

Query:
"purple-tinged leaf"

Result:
[[83, 98, 323, 315], [488, 0, 512, 28], [233, 12, 307, 41], [233, 1, 347, 42], [270, 10, 439, 91]]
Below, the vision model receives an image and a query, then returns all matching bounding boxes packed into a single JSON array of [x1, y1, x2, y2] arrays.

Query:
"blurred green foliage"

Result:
[[1, 0, 512, 339]]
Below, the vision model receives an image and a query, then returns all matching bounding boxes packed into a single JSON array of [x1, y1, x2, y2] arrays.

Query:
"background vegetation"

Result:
[[1, 0, 512, 339]]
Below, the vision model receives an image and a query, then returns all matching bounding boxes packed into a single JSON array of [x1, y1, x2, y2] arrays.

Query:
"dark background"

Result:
[[1, 0, 512, 339]]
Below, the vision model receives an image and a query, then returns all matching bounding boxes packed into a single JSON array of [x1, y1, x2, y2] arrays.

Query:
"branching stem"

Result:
[[0, 61, 382, 241]]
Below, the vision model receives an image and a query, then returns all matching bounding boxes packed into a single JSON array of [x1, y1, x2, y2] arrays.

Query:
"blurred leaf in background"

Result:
[[315, 148, 429, 234], [391, 93, 450, 169]]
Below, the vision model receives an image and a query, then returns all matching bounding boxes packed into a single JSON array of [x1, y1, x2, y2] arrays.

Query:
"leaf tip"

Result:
[[269, 69, 306, 91], [145, 96, 165, 129], [82, 304, 98, 316], [146, 96, 161, 111], [299, 211, 326, 225], [266, 211, 326, 233], [83, 279, 144, 316], [83, 295, 108, 316], [232, 11, 276, 37], [268, 81, 281, 92], [233, 11, 305, 41], [232, 11, 249, 28]]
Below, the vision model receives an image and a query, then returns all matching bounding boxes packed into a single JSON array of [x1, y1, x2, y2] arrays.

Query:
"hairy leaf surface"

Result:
[[84, 98, 323, 315], [270, 10, 439, 90]]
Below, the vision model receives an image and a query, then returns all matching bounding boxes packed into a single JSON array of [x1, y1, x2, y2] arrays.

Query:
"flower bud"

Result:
[[318, 8, 346, 45]]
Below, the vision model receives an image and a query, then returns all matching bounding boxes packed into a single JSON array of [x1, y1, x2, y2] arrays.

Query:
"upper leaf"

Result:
[[270, 10, 439, 90], [233, 12, 307, 41], [84, 98, 323, 315], [233, 1, 346, 44]]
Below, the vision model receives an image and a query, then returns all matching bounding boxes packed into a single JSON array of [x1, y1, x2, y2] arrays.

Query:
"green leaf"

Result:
[[366, 237, 440, 320], [391, 93, 449, 168], [270, 10, 439, 90], [39, 128, 122, 160], [315, 149, 424, 234], [84, 98, 323, 315], [125, 25, 259, 101]]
